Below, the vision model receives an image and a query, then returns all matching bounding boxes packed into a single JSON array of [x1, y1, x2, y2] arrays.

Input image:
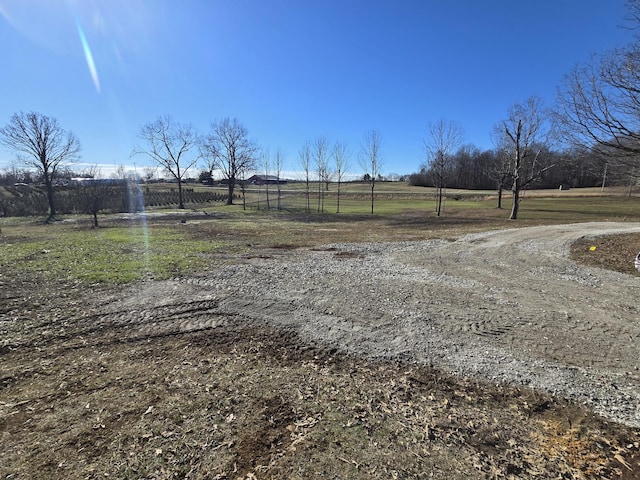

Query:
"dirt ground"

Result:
[[2, 220, 640, 478]]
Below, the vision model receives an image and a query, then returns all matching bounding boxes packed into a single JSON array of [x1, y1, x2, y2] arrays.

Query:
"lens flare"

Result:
[[127, 177, 151, 275], [75, 19, 101, 93]]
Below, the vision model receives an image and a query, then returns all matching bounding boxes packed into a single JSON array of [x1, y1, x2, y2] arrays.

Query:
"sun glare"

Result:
[[75, 18, 101, 93]]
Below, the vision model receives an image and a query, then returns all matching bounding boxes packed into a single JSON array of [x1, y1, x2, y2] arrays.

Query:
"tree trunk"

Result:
[[509, 189, 520, 219], [93, 211, 99, 228], [497, 185, 503, 209], [177, 179, 185, 209], [370, 179, 376, 214], [436, 186, 443, 217], [44, 175, 56, 221], [226, 180, 235, 205]]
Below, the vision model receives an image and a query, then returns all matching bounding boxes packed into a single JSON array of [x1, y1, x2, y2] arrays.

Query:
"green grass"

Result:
[[2, 188, 640, 284], [0, 225, 225, 284], [216, 187, 640, 219]]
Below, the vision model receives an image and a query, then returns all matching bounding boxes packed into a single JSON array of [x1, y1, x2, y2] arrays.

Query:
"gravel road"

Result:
[[103, 222, 640, 427]]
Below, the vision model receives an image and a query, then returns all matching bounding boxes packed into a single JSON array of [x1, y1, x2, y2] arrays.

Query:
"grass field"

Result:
[[1, 187, 640, 283]]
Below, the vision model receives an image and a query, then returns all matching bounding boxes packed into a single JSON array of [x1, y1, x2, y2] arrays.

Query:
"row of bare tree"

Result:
[[295, 130, 382, 214], [0, 111, 385, 220]]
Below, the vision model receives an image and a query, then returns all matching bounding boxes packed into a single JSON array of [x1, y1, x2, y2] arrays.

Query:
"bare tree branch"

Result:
[[0, 111, 80, 220], [360, 129, 383, 215], [201, 118, 257, 205], [314, 136, 329, 213], [332, 141, 350, 213], [498, 97, 555, 219], [298, 140, 312, 213], [423, 119, 464, 216], [134, 115, 199, 209]]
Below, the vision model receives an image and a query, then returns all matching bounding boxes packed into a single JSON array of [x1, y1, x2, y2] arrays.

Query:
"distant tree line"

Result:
[[409, 143, 613, 191]]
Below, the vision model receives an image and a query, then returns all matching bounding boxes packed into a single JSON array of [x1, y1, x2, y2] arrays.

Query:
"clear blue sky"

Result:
[[0, 0, 635, 178]]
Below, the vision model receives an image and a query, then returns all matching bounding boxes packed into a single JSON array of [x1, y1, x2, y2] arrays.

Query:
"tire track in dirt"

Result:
[[93, 222, 640, 426]]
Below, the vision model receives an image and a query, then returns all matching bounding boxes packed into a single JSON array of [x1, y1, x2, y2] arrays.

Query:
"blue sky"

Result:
[[0, 0, 635, 178]]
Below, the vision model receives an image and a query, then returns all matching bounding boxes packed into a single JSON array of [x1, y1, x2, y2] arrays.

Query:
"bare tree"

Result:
[[274, 148, 284, 211], [201, 118, 257, 205], [0, 111, 80, 221], [556, 0, 640, 172], [134, 115, 198, 209], [488, 130, 515, 209], [424, 119, 463, 216], [499, 97, 555, 220], [332, 141, 350, 213], [556, 46, 640, 160], [261, 147, 271, 211], [360, 129, 383, 214], [323, 166, 333, 193], [555, 38, 640, 195], [298, 140, 312, 213], [75, 166, 112, 227], [237, 161, 249, 210], [112, 164, 128, 181], [314, 136, 329, 213], [142, 165, 158, 183], [490, 148, 513, 209]]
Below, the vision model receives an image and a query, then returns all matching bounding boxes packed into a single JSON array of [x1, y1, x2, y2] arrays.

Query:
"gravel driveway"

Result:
[[104, 221, 640, 427]]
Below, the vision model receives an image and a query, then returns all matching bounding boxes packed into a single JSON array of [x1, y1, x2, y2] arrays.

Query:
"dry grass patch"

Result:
[[570, 232, 640, 276]]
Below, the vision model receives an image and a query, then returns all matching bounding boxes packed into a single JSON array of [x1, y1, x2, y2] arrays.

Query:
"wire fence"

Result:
[[238, 186, 438, 214]]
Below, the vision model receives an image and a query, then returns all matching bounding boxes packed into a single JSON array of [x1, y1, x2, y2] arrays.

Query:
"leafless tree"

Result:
[[360, 129, 383, 214], [314, 136, 329, 213], [298, 140, 312, 213], [75, 166, 112, 227], [491, 149, 513, 209], [556, 40, 640, 188], [112, 164, 128, 180], [332, 141, 350, 213], [488, 129, 515, 209], [498, 97, 555, 220], [275, 148, 284, 211], [237, 161, 250, 210], [142, 165, 158, 182], [0, 111, 80, 221], [424, 119, 463, 216], [556, 0, 640, 168], [201, 118, 257, 205], [625, 0, 640, 26], [556, 47, 640, 156], [261, 147, 271, 211], [134, 115, 198, 209]]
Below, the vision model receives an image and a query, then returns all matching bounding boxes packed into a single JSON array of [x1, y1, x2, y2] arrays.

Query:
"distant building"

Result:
[[247, 175, 287, 185]]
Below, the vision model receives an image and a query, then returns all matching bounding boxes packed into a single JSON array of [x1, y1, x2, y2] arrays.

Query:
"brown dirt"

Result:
[[1, 220, 640, 479], [570, 232, 640, 276]]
